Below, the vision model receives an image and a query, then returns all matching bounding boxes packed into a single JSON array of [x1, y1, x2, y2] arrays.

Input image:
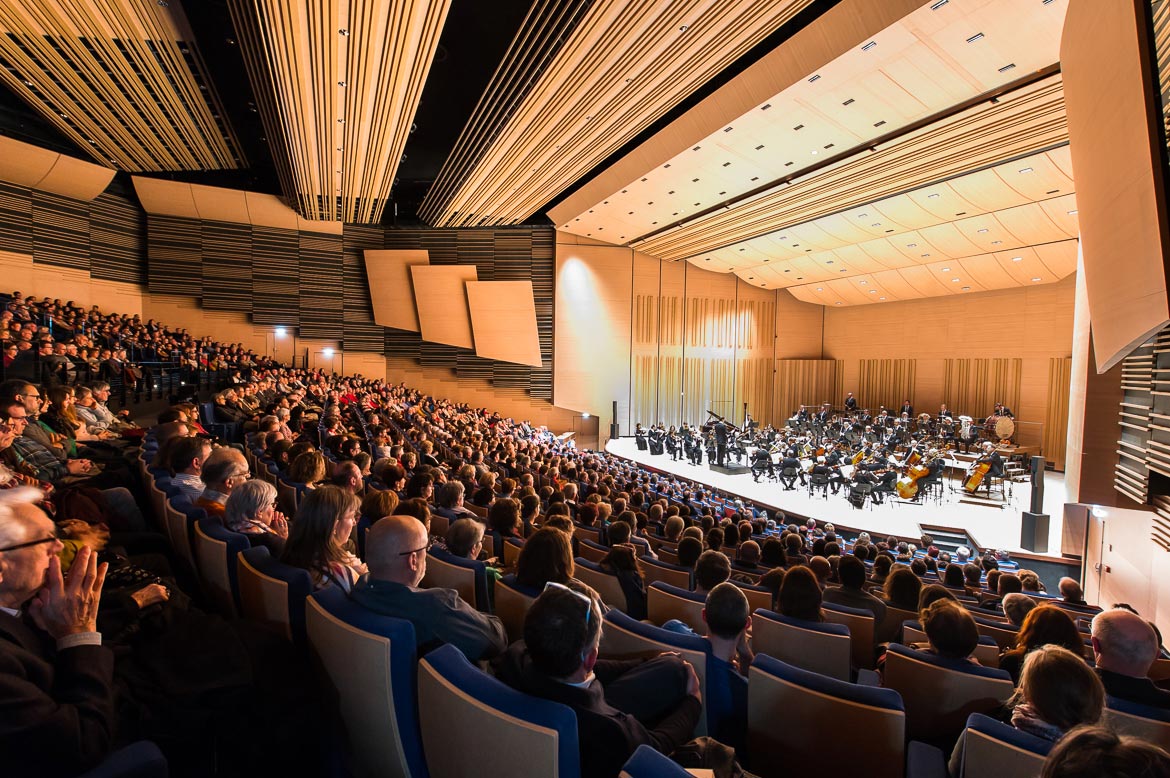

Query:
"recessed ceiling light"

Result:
[[977, 229, 989, 233], [679, 24, 689, 31], [907, 243, 917, 248], [859, 280, 867, 285], [811, 150, 818, 155], [879, 297, 886, 300], [1012, 256, 1023, 262], [966, 32, 985, 43], [999, 63, 1017, 73], [835, 302, 842, 305], [1017, 167, 1033, 174], [808, 74, 821, 83], [928, 193, 940, 199], [1031, 277, 1042, 282], [941, 267, 951, 272], [931, 0, 949, 8], [797, 277, 803, 280], [1068, 209, 1078, 215], [952, 278, 961, 282], [869, 290, 877, 294], [840, 269, 848, 272], [862, 41, 877, 51], [991, 240, 1002, 245], [871, 223, 881, 227], [962, 286, 970, 291], [827, 260, 834, 264], [817, 287, 823, 291], [922, 253, 931, 257]]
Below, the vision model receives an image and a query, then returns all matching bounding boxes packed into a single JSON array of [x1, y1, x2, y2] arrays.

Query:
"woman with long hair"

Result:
[[999, 605, 1086, 684], [280, 485, 367, 591]]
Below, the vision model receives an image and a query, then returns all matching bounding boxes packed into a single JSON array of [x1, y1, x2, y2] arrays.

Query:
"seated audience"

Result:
[[196, 447, 249, 518], [823, 554, 887, 623], [951, 645, 1105, 775], [1040, 725, 1170, 778], [999, 605, 1086, 684], [168, 435, 211, 503], [877, 566, 922, 643], [1091, 608, 1170, 708], [446, 518, 502, 603], [281, 485, 367, 591], [349, 514, 506, 661], [224, 479, 289, 554], [693, 549, 731, 596], [1002, 591, 1039, 627], [777, 565, 823, 622], [914, 599, 979, 661]]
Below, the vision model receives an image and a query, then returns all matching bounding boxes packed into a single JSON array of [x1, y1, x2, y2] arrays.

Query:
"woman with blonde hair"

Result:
[[280, 485, 367, 591], [287, 449, 327, 488]]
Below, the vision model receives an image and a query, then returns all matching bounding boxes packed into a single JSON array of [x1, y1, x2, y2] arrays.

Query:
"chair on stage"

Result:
[[808, 473, 830, 498], [779, 467, 801, 491]]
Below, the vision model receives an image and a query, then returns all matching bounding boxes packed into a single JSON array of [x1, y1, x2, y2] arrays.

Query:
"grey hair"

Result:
[[224, 479, 277, 524], [0, 486, 45, 547]]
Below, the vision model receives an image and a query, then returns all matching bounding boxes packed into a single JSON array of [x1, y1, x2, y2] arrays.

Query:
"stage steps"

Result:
[[920, 524, 977, 556]]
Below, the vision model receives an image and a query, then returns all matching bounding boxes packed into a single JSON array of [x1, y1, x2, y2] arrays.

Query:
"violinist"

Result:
[[665, 425, 680, 461], [751, 446, 774, 482], [778, 452, 805, 490], [634, 423, 648, 451]]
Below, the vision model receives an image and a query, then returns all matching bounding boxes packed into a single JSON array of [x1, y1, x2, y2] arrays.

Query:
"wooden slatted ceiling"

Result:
[[633, 74, 1068, 262], [551, 0, 1069, 242], [227, 0, 452, 223], [420, 0, 815, 227], [0, 0, 242, 172]]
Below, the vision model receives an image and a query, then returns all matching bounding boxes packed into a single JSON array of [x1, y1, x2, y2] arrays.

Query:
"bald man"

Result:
[[1091, 608, 1170, 709], [349, 515, 506, 661]]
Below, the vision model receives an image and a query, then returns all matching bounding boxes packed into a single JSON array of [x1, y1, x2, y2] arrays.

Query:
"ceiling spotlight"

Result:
[[1017, 167, 1033, 173], [941, 267, 951, 272], [977, 229, 989, 233], [961, 286, 970, 291], [907, 243, 917, 248], [928, 193, 940, 199], [338, 29, 349, 36], [679, 24, 689, 31], [879, 297, 886, 300], [1031, 277, 1042, 282], [817, 287, 823, 292], [952, 278, 961, 282], [869, 290, 877, 294], [1012, 256, 1023, 262], [1068, 209, 1078, 215], [338, 81, 347, 87]]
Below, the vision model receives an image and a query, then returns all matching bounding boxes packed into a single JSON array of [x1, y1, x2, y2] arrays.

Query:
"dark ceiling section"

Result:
[[166, 0, 280, 196], [391, 0, 536, 224], [416, 0, 594, 227], [0, 58, 86, 158]]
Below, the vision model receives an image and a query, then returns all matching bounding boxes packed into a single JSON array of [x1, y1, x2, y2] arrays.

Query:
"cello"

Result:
[[963, 458, 992, 492]]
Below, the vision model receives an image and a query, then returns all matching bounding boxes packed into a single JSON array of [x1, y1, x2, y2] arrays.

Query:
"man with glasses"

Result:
[[349, 514, 506, 662], [493, 583, 715, 778], [0, 490, 115, 775], [195, 448, 250, 519]]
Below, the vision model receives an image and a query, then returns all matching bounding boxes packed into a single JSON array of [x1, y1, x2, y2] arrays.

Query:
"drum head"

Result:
[[995, 416, 1016, 439]]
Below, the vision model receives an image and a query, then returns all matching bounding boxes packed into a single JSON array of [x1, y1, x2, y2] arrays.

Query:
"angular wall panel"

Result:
[[411, 265, 478, 349], [466, 281, 542, 368], [364, 249, 430, 333]]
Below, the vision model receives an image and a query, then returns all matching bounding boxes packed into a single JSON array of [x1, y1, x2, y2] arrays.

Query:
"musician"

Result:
[[899, 399, 914, 417], [713, 419, 728, 466], [778, 454, 805, 490], [665, 425, 680, 461], [858, 408, 872, 425], [938, 403, 953, 419], [816, 404, 831, 425], [870, 464, 898, 504], [744, 413, 759, 431], [876, 408, 892, 429], [684, 427, 703, 465], [844, 392, 857, 412], [992, 402, 1015, 419], [980, 442, 1005, 478], [648, 425, 665, 456], [751, 446, 773, 482], [634, 423, 648, 451]]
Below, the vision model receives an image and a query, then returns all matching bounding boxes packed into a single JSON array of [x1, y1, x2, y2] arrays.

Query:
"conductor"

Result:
[[714, 419, 728, 467]]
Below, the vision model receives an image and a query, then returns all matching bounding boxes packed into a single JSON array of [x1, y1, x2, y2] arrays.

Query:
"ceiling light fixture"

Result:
[[1017, 167, 1033, 173], [966, 32, 985, 43], [1031, 277, 1042, 282], [1012, 256, 1023, 262]]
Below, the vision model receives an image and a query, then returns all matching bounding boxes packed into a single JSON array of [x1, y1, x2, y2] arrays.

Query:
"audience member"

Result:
[[1091, 608, 1170, 708], [1041, 725, 1170, 778]]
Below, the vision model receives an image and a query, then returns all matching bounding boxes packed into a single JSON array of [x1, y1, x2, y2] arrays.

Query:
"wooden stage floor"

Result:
[[604, 438, 1068, 557]]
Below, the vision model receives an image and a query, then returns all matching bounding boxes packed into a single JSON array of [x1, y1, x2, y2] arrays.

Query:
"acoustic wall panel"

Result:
[[411, 265, 478, 349], [363, 249, 430, 332], [299, 233, 344, 340], [466, 281, 543, 368]]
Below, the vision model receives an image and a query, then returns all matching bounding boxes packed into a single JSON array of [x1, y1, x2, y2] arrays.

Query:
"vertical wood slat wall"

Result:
[[942, 358, 1023, 420], [857, 358, 917, 413], [773, 360, 839, 421], [1045, 357, 1072, 470], [628, 263, 776, 430]]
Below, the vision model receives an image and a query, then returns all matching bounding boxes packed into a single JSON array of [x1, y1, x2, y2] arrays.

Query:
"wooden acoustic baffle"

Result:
[[466, 281, 543, 368], [410, 265, 478, 350], [363, 249, 430, 333]]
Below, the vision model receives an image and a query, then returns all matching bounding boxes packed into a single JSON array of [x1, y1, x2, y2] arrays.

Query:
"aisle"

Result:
[[604, 438, 1068, 556]]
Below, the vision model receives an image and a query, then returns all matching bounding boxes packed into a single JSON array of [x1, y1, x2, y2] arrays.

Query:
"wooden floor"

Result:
[[605, 437, 1068, 557]]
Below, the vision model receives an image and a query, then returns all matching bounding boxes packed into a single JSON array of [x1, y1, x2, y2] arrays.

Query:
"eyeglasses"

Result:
[[543, 581, 594, 627], [17, 392, 40, 399], [398, 539, 432, 557], [0, 532, 58, 553]]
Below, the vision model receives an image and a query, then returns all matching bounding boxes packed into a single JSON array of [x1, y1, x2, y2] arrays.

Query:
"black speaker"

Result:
[[1030, 456, 1045, 514], [610, 400, 619, 440], [1021, 511, 1049, 553]]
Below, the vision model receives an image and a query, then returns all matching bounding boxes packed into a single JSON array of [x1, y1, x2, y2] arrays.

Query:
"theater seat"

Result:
[[751, 608, 851, 682], [577, 538, 609, 564], [192, 518, 247, 617], [646, 582, 705, 634], [598, 609, 725, 739], [421, 547, 491, 613], [823, 601, 876, 669], [574, 558, 629, 613], [619, 745, 690, 778], [418, 643, 580, 778], [901, 621, 1001, 669], [502, 536, 525, 567], [882, 643, 1014, 743], [237, 545, 313, 643], [305, 587, 428, 778], [953, 712, 1053, 778], [78, 740, 168, 778], [1102, 695, 1170, 750], [747, 654, 906, 778], [640, 556, 691, 590], [494, 574, 539, 644]]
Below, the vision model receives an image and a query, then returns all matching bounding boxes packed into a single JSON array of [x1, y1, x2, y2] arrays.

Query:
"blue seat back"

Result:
[[237, 545, 313, 643], [307, 587, 428, 778], [619, 745, 691, 778], [418, 643, 580, 778]]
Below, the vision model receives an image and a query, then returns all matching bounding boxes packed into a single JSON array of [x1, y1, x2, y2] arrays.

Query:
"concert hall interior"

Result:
[[1, 0, 1170, 776]]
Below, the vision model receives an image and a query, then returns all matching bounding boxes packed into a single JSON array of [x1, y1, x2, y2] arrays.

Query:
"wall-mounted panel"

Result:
[[467, 281, 543, 368], [363, 249, 430, 333], [411, 265, 478, 350]]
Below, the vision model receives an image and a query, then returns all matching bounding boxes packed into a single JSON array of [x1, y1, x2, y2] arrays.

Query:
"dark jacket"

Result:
[[0, 611, 117, 777], [1098, 668, 1170, 709], [492, 642, 701, 778]]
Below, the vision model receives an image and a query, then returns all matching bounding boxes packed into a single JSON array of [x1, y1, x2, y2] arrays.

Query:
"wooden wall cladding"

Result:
[[363, 249, 430, 332], [857, 359, 917, 413], [411, 265, 479, 350], [942, 358, 1023, 421], [774, 360, 839, 422], [1045, 357, 1072, 471], [0, 181, 144, 286], [142, 215, 555, 400]]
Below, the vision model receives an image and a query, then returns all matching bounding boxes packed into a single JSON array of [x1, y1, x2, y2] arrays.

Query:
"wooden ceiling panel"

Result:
[[996, 152, 1076, 201], [896, 264, 954, 298], [915, 223, 984, 257], [994, 201, 1073, 244], [0, 1, 243, 172], [229, 0, 452, 222], [994, 246, 1051, 285], [955, 253, 1014, 290], [1037, 194, 1081, 235], [424, 0, 815, 227], [1033, 239, 1079, 280]]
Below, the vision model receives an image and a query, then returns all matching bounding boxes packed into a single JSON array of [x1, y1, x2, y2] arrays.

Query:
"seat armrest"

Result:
[[855, 668, 881, 687]]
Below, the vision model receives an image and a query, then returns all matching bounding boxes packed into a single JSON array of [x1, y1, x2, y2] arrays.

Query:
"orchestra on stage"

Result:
[[634, 395, 1017, 509]]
